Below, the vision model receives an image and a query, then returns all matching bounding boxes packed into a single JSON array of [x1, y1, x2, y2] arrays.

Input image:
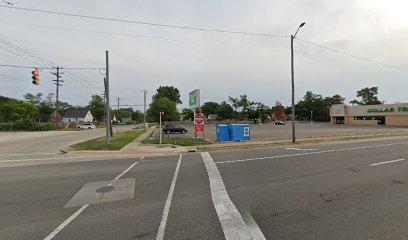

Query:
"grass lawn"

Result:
[[142, 137, 211, 146], [70, 130, 146, 151]]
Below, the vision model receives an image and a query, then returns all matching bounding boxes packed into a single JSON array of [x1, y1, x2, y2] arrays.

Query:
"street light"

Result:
[[291, 22, 306, 143]]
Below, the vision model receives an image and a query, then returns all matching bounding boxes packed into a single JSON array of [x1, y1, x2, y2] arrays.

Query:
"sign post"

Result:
[[194, 113, 205, 149]]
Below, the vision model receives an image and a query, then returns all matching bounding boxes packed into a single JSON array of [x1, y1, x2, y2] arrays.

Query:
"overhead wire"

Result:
[[296, 38, 408, 72], [0, 5, 289, 38]]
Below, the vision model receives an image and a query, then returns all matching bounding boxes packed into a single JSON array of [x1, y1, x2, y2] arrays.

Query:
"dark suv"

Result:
[[162, 125, 188, 134]]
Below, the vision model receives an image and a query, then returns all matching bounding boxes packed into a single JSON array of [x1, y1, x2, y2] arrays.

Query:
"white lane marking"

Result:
[[140, 157, 145, 160], [370, 158, 406, 166], [156, 154, 182, 240], [217, 141, 408, 164], [286, 147, 318, 151], [108, 162, 139, 186], [43, 159, 141, 240], [243, 213, 267, 240], [43, 204, 90, 240], [0, 156, 96, 163], [201, 152, 265, 240]]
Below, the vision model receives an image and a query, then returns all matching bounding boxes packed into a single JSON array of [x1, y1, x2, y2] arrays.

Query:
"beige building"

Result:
[[330, 103, 408, 127]]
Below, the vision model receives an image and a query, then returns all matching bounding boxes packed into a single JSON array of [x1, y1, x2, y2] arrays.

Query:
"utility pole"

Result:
[[51, 66, 64, 123], [290, 22, 306, 143], [310, 110, 313, 124], [104, 51, 111, 145], [102, 91, 106, 122], [144, 90, 147, 129], [116, 97, 120, 110]]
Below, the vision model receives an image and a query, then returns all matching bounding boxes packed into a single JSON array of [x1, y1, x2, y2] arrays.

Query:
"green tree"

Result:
[[228, 96, 240, 112], [131, 110, 144, 122], [153, 86, 182, 104], [181, 108, 194, 121], [147, 97, 179, 122], [216, 101, 234, 120], [0, 96, 37, 122], [23, 93, 43, 105], [350, 87, 382, 105], [201, 102, 219, 117], [88, 95, 105, 122], [296, 91, 329, 122], [324, 94, 345, 106]]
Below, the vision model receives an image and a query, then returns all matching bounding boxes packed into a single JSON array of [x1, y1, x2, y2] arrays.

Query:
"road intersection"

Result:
[[1, 137, 408, 239]]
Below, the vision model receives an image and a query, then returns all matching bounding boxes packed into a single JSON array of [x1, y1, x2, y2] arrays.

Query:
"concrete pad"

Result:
[[64, 178, 135, 208]]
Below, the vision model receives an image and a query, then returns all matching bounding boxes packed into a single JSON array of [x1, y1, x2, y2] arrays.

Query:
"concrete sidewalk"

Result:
[[119, 126, 187, 156]]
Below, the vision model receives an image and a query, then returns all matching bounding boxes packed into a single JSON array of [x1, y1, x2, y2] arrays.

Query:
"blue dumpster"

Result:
[[216, 124, 230, 141], [229, 124, 250, 142]]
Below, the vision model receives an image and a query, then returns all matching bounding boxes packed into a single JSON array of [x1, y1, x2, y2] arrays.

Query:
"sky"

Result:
[[1, 0, 407, 111]]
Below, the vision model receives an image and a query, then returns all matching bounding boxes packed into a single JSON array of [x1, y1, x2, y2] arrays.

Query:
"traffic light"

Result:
[[31, 70, 40, 85], [161, 111, 165, 116]]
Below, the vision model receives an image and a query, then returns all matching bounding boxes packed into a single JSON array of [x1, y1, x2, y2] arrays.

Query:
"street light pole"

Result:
[[291, 22, 306, 143]]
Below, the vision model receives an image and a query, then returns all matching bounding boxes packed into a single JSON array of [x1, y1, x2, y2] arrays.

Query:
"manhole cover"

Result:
[[96, 186, 115, 193]]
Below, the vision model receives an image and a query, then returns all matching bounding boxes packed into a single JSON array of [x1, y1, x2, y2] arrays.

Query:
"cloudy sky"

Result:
[[1, 0, 407, 110]]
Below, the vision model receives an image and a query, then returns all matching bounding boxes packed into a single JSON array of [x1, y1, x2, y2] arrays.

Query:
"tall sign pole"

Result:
[[144, 90, 147, 129], [105, 51, 111, 145]]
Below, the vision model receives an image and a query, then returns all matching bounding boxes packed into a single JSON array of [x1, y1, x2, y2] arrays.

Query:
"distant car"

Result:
[[162, 125, 188, 134], [77, 123, 95, 129], [275, 120, 285, 125]]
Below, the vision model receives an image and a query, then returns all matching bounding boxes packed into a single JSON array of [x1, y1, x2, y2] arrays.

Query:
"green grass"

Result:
[[142, 137, 211, 146], [70, 130, 146, 151]]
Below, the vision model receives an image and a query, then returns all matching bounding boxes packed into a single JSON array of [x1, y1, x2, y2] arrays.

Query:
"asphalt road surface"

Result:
[[2, 137, 408, 239], [0, 125, 138, 155], [162, 122, 408, 141]]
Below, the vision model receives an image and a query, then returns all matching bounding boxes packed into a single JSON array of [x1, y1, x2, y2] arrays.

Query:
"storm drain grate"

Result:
[[96, 185, 116, 193]]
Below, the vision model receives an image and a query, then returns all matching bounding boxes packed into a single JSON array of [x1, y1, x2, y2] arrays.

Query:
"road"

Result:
[[0, 125, 138, 155], [2, 137, 408, 239], [161, 122, 408, 141]]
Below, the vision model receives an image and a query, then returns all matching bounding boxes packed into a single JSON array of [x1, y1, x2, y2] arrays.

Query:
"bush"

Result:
[[0, 119, 55, 131]]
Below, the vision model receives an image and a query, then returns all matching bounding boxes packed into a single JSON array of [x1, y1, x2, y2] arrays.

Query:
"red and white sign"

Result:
[[194, 113, 204, 125], [195, 124, 204, 132]]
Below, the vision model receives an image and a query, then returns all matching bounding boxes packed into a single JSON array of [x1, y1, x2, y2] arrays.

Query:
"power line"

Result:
[[0, 5, 289, 38], [296, 38, 408, 72]]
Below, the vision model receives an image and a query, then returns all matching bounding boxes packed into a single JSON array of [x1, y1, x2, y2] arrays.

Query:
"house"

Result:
[[49, 111, 62, 123], [62, 109, 93, 123], [207, 114, 218, 121]]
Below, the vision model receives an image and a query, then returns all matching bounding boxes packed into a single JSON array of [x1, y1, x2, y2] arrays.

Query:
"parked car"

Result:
[[275, 120, 285, 125], [162, 125, 188, 134], [77, 123, 95, 129]]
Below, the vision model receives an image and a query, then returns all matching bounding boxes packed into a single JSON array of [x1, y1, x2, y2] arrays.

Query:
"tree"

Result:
[[0, 96, 37, 122], [350, 87, 382, 105], [216, 101, 235, 120], [153, 86, 182, 104], [201, 102, 219, 117], [181, 108, 194, 121], [88, 95, 105, 122], [324, 94, 345, 106], [272, 101, 286, 121], [147, 97, 179, 122], [228, 97, 240, 112], [296, 91, 329, 122], [24, 93, 43, 105], [131, 110, 144, 123]]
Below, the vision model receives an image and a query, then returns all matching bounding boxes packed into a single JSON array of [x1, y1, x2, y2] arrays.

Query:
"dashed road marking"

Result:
[[43, 157, 143, 240], [217, 141, 408, 164], [370, 158, 406, 166]]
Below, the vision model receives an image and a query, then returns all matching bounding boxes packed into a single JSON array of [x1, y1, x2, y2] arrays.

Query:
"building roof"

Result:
[[63, 109, 89, 118]]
